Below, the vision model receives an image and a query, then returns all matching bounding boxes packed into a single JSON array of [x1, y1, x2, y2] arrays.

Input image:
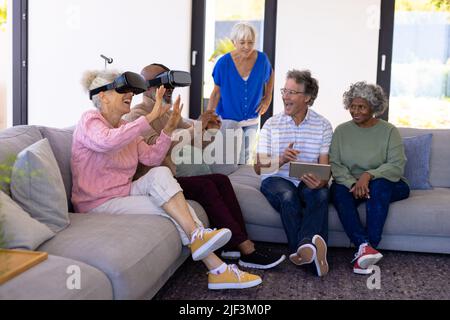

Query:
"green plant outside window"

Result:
[[0, 1, 6, 32]]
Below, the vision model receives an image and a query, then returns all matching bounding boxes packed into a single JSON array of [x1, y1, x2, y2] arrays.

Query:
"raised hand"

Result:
[[146, 86, 171, 124], [164, 95, 183, 135]]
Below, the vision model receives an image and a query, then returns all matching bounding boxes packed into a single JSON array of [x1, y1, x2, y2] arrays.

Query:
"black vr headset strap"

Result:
[[89, 83, 115, 100]]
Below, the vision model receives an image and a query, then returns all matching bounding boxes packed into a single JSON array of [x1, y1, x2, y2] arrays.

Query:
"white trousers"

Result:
[[89, 167, 203, 245]]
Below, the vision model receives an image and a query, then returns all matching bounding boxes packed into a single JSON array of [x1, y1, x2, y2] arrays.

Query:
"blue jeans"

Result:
[[261, 176, 329, 253], [330, 179, 410, 248]]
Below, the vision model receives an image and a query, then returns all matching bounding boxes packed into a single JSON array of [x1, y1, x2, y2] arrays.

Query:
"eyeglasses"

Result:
[[280, 88, 305, 96]]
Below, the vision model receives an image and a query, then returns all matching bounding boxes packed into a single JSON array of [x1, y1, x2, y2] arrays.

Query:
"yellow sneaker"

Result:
[[208, 264, 262, 290], [190, 228, 231, 261]]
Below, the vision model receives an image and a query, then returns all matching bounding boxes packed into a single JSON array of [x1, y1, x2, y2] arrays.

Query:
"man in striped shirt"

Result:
[[254, 70, 333, 277]]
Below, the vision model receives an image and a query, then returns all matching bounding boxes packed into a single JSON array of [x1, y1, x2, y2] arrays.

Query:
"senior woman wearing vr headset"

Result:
[[72, 70, 262, 290], [125, 63, 286, 271]]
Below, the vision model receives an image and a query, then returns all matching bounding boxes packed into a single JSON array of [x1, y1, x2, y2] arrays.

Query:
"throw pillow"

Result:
[[10, 138, 70, 232], [0, 191, 55, 250], [175, 145, 213, 178], [402, 133, 433, 190]]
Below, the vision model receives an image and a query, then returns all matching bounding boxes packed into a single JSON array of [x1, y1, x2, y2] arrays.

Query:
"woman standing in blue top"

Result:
[[207, 22, 275, 164]]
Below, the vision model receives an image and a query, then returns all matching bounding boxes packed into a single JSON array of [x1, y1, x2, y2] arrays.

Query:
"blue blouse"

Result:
[[212, 51, 272, 121]]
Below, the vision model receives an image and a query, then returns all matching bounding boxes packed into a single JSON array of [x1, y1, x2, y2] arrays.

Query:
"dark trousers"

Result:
[[330, 179, 410, 248], [176, 174, 248, 249], [260, 177, 329, 254]]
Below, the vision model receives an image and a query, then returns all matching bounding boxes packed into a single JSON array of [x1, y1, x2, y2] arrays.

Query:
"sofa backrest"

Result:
[[0, 125, 75, 211], [398, 127, 450, 188], [0, 126, 44, 195], [37, 126, 75, 210]]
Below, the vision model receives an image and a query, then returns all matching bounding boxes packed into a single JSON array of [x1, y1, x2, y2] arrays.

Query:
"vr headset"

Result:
[[89, 72, 147, 100], [147, 70, 192, 89]]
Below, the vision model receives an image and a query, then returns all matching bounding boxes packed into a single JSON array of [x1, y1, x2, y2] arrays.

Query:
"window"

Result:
[[389, 0, 450, 129], [202, 0, 266, 107]]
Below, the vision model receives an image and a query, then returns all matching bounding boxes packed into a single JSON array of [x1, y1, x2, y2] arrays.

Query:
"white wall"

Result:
[[0, 22, 7, 129], [28, 0, 192, 128], [0, 0, 12, 129], [275, 0, 381, 130]]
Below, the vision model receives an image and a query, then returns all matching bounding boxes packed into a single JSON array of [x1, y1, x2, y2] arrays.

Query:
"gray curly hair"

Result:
[[343, 81, 388, 116], [81, 70, 121, 109]]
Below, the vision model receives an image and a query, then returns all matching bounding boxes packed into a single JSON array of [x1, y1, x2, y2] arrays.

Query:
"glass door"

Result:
[[202, 0, 266, 109], [190, 0, 276, 120], [389, 0, 450, 128]]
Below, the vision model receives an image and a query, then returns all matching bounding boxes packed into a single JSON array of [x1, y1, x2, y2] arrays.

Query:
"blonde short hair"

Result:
[[230, 22, 256, 43], [81, 70, 121, 109]]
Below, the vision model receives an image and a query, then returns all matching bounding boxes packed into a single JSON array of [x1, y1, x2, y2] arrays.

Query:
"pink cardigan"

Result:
[[71, 110, 172, 213]]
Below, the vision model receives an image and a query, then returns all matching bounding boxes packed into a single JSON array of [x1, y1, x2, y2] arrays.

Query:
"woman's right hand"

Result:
[[163, 95, 183, 136], [146, 86, 171, 124]]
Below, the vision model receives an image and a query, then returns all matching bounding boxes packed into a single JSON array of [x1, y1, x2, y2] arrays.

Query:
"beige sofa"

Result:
[[1, 125, 449, 300]]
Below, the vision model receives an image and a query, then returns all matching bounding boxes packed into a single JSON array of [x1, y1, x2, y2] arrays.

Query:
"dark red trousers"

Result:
[[176, 174, 248, 249]]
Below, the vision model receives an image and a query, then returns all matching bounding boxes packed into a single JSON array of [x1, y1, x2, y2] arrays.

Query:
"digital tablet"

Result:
[[289, 162, 331, 181]]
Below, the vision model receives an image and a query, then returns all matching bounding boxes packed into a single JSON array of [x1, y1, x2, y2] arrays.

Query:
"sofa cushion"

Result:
[[398, 128, 450, 188], [0, 126, 43, 195], [0, 190, 55, 250], [0, 255, 113, 300], [229, 165, 261, 190], [231, 183, 283, 228], [208, 120, 242, 176], [403, 134, 433, 190], [38, 126, 75, 211], [175, 145, 213, 177], [38, 201, 208, 300], [376, 188, 450, 237], [11, 138, 70, 233], [335, 188, 450, 237]]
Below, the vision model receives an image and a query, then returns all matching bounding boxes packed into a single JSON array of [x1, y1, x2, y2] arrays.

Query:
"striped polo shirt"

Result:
[[257, 109, 333, 186]]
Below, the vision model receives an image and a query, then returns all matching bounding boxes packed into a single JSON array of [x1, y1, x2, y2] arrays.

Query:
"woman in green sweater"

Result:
[[330, 82, 410, 275]]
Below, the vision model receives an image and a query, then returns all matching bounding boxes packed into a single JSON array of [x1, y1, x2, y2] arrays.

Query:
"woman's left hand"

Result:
[[256, 101, 270, 115], [350, 172, 372, 199]]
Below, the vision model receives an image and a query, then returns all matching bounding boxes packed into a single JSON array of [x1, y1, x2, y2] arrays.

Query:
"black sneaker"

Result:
[[238, 249, 286, 270]]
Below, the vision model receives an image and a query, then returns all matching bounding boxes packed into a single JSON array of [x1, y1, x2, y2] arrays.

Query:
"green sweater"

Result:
[[329, 120, 408, 189]]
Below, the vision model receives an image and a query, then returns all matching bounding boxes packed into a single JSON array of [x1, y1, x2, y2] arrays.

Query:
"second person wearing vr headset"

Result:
[[124, 64, 286, 270], [71, 70, 262, 290]]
